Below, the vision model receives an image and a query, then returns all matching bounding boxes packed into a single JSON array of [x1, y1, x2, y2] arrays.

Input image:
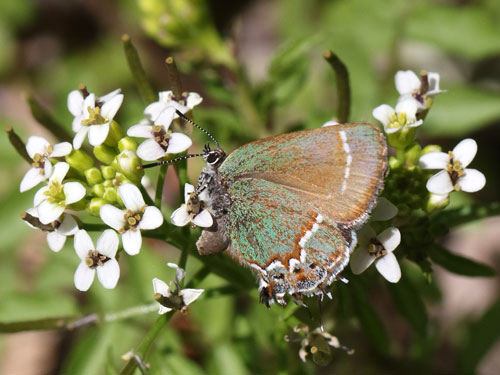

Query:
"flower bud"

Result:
[[101, 165, 116, 180], [421, 144, 442, 155], [88, 198, 107, 216], [91, 183, 105, 198], [93, 144, 117, 165], [84, 167, 103, 185], [103, 187, 118, 202], [426, 193, 449, 212], [405, 143, 422, 166], [103, 120, 124, 148], [118, 137, 138, 152], [65, 150, 94, 174], [113, 149, 144, 184]]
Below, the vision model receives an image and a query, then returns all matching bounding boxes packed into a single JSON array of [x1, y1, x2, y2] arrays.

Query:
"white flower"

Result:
[[370, 197, 398, 222], [152, 263, 204, 314], [25, 208, 79, 252], [419, 138, 486, 195], [350, 226, 402, 283], [68, 89, 124, 149], [20, 136, 72, 192], [99, 183, 163, 255], [373, 98, 423, 134], [34, 162, 86, 224], [73, 229, 120, 291], [145, 90, 202, 126], [171, 183, 213, 228], [127, 119, 192, 161], [395, 70, 445, 111]]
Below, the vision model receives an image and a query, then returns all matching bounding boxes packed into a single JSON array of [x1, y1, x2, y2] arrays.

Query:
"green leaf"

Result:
[[388, 270, 428, 337], [459, 298, 500, 374], [407, 5, 500, 60], [428, 245, 495, 277], [208, 342, 248, 375], [422, 85, 500, 137], [349, 278, 390, 354]]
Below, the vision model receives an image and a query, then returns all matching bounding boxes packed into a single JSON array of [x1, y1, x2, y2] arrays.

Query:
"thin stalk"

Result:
[[122, 34, 156, 104], [165, 57, 183, 100], [323, 50, 351, 124], [6, 126, 31, 163], [154, 164, 168, 208]]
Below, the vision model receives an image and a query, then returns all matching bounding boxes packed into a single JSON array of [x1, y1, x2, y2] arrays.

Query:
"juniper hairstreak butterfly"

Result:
[[144, 112, 387, 307]]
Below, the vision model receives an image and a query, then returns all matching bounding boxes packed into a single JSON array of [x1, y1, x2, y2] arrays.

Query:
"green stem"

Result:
[[122, 34, 156, 104], [139, 184, 155, 207], [165, 57, 183, 100], [323, 50, 351, 124], [103, 303, 157, 322], [0, 317, 74, 333], [174, 157, 188, 203], [81, 223, 109, 232], [6, 126, 31, 163], [154, 165, 168, 208], [27, 94, 74, 143], [119, 313, 172, 375]]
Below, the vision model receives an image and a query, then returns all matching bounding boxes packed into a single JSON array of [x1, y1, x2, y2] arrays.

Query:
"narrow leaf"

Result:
[[6, 126, 31, 163], [27, 94, 73, 143], [429, 245, 495, 277], [323, 50, 351, 123]]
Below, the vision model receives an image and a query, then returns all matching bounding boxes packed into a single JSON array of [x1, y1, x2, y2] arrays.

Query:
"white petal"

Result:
[[192, 210, 213, 228], [158, 305, 172, 314], [51, 142, 72, 157], [144, 102, 166, 121], [426, 72, 442, 95], [459, 169, 486, 192], [74, 262, 95, 291], [57, 214, 79, 235], [181, 288, 204, 306], [166, 133, 192, 154], [406, 119, 424, 128], [136, 139, 166, 161], [83, 93, 96, 113], [183, 183, 195, 203], [63, 182, 86, 205], [43, 160, 53, 179], [92, 216, 113, 241], [46, 231, 67, 252], [384, 125, 402, 134], [20, 168, 45, 192], [88, 123, 110, 146], [167, 262, 185, 283], [426, 170, 454, 194], [68, 90, 84, 117], [73, 126, 89, 150], [34, 186, 49, 207], [419, 152, 449, 170], [38, 200, 65, 224], [139, 206, 164, 229], [50, 162, 69, 184], [127, 124, 153, 138], [453, 138, 477, 168], [372, 104, 395, 126], [350, 247, 376, 274], [152, 278, 170, 296], [394, 70, 421, 95], [96, 229, 119, 258], [118, 183, 145, 211], [26, 136, 50, 159], [375, 253, 401, 283], [155, 106, 176, 128], [74, 229, 95, 259], [321, 120, 340, 127], [100, 205, 126, 231], [395, 98, 418, 118], [99, 88, 122, 103], [97, 259, 120, 289], [377, 227, 401, 252], [186, 92, 203, 109], [122, 229, 142, 256], [170, 205, 191, 227], [100, 94, 123, 120], [357, 225, 377, 246], [158, 91, 174, 102], [72, 116, 83, 132], [371, 197, 398, 221], [198, 188, 209, 202]]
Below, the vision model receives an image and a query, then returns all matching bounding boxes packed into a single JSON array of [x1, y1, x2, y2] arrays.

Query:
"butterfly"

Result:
[[187, 121, 388, 306]]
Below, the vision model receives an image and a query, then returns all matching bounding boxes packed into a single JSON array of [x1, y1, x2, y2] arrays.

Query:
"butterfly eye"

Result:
[[206, 151, 220, 165]]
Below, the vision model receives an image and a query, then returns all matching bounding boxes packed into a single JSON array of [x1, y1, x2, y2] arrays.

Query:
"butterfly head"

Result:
[[202, 143, 226, 169]]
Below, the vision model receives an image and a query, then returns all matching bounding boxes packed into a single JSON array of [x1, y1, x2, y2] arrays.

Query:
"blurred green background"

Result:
[[1, 0, 499, 374]]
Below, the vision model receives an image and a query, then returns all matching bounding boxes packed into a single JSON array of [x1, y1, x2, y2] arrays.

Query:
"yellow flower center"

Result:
[[120, 206, 146, 232], [85, 249, 111, 268], [445, 151, 465, 191], [81, 106, 107, 126], [368, 238, 387, 258], [44, 181, 66, 205], [152, 125, 171, 151]]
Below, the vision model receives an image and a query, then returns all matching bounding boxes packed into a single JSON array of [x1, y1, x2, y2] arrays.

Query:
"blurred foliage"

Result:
[[1, 0, 500, 374]]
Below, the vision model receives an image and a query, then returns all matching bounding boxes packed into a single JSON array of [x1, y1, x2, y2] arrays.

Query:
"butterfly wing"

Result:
[[226, 178, 355, 305], [220, 124, 387, 225]]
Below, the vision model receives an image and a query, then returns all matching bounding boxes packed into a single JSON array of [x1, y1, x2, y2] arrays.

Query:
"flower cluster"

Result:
[[351, 70, 486, 282], [20, 86, 205, 294]]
